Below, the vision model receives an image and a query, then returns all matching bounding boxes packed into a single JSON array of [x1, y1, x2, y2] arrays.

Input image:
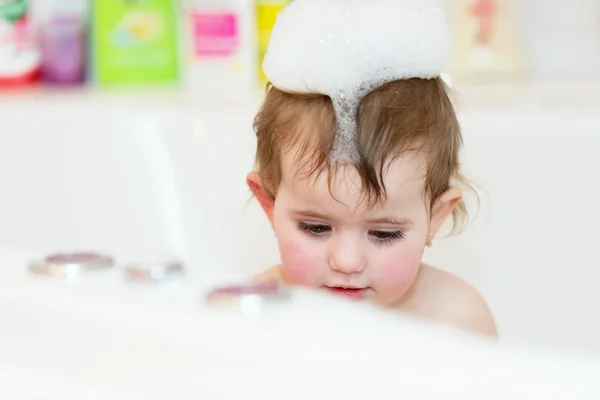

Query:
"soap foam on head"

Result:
[[263, 0, 453, 164]]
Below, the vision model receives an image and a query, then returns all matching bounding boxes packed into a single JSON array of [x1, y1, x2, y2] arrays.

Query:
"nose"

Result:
[[328, 234, 366, 275]]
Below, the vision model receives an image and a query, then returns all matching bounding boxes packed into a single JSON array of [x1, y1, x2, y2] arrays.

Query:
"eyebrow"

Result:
[[290, 209, 413, 227], [365, 217, 414, 227]]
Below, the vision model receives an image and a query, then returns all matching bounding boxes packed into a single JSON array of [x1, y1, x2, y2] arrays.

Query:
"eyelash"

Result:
[[297, 222, 331, 235], [369, 230, 405, 243], [296, 222, 405, 243]]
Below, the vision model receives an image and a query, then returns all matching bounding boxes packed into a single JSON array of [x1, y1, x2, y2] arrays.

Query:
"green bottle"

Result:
[[91, 0, 179, 85]]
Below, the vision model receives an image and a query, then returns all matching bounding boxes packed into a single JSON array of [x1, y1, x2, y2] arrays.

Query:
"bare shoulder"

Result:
[[403, 265, 499, 339]]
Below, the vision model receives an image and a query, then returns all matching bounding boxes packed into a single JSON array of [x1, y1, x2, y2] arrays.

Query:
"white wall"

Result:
[[514, 0, 600, 77], [424, 81, 600, 354]]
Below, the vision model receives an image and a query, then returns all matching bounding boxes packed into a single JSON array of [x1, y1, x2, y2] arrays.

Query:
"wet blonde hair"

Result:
[[252, 77, 472, 233]]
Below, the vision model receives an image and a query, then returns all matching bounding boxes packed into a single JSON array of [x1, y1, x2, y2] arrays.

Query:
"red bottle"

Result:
[[0, 0, 42, 87]]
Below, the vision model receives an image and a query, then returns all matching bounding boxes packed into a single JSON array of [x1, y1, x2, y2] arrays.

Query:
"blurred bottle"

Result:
[[0, 0, 41, 87], [91, 0, 179, 86], [38, 0, 88, 85], [181, 0, 254, 92], [255, 0, 289, 88], [445, 0, 525, 83]]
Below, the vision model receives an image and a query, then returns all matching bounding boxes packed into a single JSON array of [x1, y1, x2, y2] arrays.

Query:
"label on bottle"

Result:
[[191, 11, 239, 58], [0, 0, 41, 81], [469, 0, 497, 46], [92, 0, 180, 85]]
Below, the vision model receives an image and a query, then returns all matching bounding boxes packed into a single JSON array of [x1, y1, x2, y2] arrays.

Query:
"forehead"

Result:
[[279, 146, 427, 210]]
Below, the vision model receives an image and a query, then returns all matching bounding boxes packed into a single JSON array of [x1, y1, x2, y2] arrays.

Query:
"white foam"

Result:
[[263, 0, 453, 163]]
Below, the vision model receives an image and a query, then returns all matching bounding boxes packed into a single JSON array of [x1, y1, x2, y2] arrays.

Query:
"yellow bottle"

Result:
[[445, 0, 525, 82], [255, 0, 290, 88]]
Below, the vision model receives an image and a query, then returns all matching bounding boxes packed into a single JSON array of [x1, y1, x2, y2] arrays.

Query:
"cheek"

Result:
[[276, 231, 325, 287], [372, 241, 424, 304]]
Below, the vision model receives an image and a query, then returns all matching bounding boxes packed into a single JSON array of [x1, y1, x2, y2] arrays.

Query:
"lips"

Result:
[[325, 286, 368, 300]]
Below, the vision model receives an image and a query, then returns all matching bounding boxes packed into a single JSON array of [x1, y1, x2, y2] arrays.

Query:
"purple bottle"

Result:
[[40, 14, 86, 85]]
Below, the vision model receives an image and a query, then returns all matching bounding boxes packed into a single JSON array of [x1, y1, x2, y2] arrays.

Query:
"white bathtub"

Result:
[[1, 81, 600, 374], [0, 247, 600, 399]]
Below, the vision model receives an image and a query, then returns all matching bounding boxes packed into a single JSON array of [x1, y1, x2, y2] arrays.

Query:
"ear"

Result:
[[428, 187, 462, 244], [247, 172, 275, 228]]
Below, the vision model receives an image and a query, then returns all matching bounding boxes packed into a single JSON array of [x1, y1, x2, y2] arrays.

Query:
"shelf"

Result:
[[2, 79, 600, 114]]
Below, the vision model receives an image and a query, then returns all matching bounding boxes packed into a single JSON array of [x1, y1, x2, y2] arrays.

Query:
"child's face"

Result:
[[275, 150, 430, 306], [248, 145, 460, 306]]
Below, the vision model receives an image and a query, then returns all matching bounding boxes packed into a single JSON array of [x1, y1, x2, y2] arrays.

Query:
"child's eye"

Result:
[[369, 230, 405, 243], [297, 222, 331, 236]]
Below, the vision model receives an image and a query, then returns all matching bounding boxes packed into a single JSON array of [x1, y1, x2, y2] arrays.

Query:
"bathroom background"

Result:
[[1, 0, 600, 359]]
